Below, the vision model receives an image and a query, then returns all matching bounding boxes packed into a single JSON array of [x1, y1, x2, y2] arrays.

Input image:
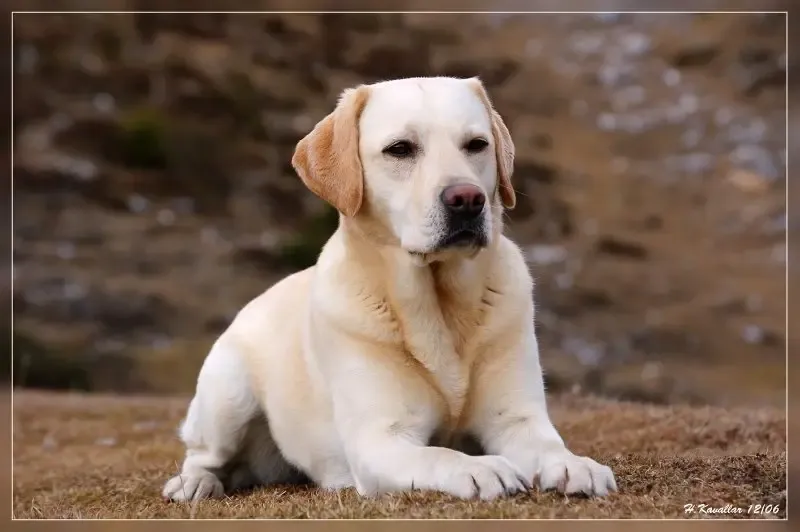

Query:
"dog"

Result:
[[162, 76, 617, 502]]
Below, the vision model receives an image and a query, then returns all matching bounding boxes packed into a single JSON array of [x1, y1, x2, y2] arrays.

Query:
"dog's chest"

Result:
[[389, 275, 496, 437], [436, 289, 492, 356]]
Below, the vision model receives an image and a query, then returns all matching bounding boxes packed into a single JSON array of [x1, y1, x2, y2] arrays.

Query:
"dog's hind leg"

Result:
[[162, 337, 258, 502], [224, 415, 311, 494]]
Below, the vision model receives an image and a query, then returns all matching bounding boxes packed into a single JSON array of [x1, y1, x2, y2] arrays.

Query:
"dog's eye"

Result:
[[383, 141, 415, 158], [465, 138, 489, 153]]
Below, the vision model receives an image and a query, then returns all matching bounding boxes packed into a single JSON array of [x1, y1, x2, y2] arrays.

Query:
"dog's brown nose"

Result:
[[440, 184, 485, 219]]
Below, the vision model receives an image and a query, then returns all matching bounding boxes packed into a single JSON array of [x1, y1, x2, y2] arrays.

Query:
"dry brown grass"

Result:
[[12, 391, 786, 519]]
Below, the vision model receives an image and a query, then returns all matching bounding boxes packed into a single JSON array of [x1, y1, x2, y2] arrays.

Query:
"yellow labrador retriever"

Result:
[[163, 76, 617, 502]]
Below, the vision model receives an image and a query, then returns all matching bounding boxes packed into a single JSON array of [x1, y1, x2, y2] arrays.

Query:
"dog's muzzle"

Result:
[[435, 183, 488, 250]]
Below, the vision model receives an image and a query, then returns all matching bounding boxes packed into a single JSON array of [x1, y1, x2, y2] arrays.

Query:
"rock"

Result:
[[739, 46, 776, 66], [612, 85, 646, 111], [441, 60, 518, 88], [171, 197, 195, 215], [595, 236, 649, 260], [516, 160, 558, 184], [532, 133, 553, 150], [641, 362, 662, 382], [741, 324, 779, 346], [135, 11, 230, 41], [571, 33, 605, 56], [133, 421, 160, 431], [596, 63, 635, 87], [597, 113, 618, 131], [681, 128, 702, 149], [662, 68, 681, 86], [17, 44, 39, 74], [555, 272, 573, 290], [355, 42, 432, 80], [232, 245, 285, 272], [156, 208, 175, 226], [150, 335, 173, 351], [525, 244, 568, 266], [728, 168, 771, 193], [576, 289, 613, 308], [629, 327, 696, 356], [570, 100, 589, 116], [678, 93, 700, 114], [127, 194, 149, 213], [770, 243, 786, 264], [677, 153, 715, 175], [562, 337, 605, 368], [55, 242, 76, 260], [734, 45, 785, 97], [710, 294, 748, 314], [730, 144, 781, 181], [714, 107, 735, 126], [620, 33, 651, 57], [762, 212, 786, 235], [23, 281, 174, 335], [204, 314, 233, 333], [669, 42, 719, 68], [92, 93, 116, 114], [740, 63, 786, 97], [641, 214, 663, 231]]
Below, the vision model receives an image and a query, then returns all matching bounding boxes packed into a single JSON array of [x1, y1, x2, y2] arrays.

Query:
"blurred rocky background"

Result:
[[10, 9, 788, 407]]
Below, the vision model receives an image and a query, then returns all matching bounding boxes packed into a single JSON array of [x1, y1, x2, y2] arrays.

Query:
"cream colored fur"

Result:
[[162, 76, 617, 502]]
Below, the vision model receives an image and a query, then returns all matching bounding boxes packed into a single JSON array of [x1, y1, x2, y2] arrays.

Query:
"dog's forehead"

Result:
[[360, 78, 491, 135]]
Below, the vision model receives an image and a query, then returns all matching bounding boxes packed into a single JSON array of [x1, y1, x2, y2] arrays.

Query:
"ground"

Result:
[[12, 390, 786, 519]]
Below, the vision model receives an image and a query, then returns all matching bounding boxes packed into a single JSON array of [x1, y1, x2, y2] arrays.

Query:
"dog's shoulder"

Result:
[[314, 228, 384, 295], [226, 266, 316, 341], [489, 235, 534, 294], [308, 229, 401, 340]]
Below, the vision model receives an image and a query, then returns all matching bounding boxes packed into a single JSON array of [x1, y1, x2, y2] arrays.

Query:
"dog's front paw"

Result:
[[162, 472, 224, 502], [437, 455, 531, 501], [534, 450, 617, 497]]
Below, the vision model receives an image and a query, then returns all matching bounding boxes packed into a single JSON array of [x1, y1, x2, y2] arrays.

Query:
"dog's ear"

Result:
[[291, 86, 370, 217], [467, 78, 516, 210]]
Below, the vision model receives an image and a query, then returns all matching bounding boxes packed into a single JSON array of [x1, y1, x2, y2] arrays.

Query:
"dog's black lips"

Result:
[[438, 228, 487, 249]]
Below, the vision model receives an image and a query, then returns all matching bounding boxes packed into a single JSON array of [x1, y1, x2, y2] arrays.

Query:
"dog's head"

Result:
[[292, 76, 516, 262]]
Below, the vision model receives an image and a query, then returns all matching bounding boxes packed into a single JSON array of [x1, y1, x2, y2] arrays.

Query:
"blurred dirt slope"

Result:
[[11, 12, 787, 405], [12, 390, 787, 519]]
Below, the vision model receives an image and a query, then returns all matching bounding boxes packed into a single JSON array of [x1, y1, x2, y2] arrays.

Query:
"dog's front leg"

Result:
[[341, 419, 530, 500], [470, 321, 617, 497], [316, 336, 528, 500]]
